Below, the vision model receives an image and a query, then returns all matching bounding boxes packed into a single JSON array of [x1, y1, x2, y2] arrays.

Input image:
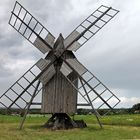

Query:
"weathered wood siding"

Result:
[[41, 70, 78, 114], [41, 51, 78, 114]]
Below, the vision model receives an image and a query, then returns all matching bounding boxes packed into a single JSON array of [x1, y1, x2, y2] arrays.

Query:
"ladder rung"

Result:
[[84, 83, 101, 96], [97, 10, 113, 18], [91, 89, 107, 102], [17, 82, 32, 97], [39, 26, 44, 35], [0, 102, 8, 108], [23, 76, 39, 91], [80, 24, 96, 36], [18, 11, 27, 32], [23, 75, 31, 83], [86, 19, 92, 24], [82, 25, 94, 35], [80, 24, 86, 29], [105, 13, 113, 18], [94, 24, 101, 29], [91, 14, 98, 19], [82, 35, 88, 40], [13, 6, 22, 27], [93, 83, 101, 89], [91, 15, 107, 23], [98, 95, 114, 109], [78, 76, 94, 90], [101, 5, 110, 9], [28, 22, 38, 39], [97, 10, 104, 14], [23, 17, 33, 36], [5, 94, 22, 109], [10, 88, 28, 104]]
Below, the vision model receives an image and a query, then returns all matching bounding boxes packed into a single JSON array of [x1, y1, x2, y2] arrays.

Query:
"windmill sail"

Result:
[[36, 59, 56, 84], [9, 1, 55, 54], [64, 5, 119, 51], [60, 58, 120, 115], [0, 58, 54, 111]]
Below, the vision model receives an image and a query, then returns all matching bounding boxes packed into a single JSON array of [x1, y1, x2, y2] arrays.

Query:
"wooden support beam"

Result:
[[19, 81, 40, 130], [79, 78, 102, 128]]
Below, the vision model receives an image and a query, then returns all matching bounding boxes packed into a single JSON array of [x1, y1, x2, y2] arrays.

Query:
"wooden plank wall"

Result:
[[41, 51, 78, 114], [41, 70, 78, 114]]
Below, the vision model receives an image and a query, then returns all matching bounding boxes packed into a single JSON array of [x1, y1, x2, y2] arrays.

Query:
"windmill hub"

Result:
[[0, 1, 120, 130], [46, 33, 76, 70]]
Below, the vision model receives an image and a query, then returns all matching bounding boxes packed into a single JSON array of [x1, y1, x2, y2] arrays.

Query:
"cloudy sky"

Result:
[[0, 0, 140, 108]]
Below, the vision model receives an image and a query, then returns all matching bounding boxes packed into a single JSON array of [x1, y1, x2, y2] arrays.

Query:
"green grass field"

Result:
[[0, 114, 140, 140]]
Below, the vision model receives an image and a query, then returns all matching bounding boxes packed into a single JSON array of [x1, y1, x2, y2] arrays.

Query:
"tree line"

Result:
[[0, 103, 140, 116]]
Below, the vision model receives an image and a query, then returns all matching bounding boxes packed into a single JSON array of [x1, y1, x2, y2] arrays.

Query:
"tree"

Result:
[[132, 103, 140, 111]]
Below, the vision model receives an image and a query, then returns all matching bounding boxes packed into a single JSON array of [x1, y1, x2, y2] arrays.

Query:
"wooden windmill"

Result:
[[0, 1, 120, 129]]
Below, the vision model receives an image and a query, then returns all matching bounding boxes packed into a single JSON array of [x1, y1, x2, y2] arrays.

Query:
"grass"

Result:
[[0, 114, 140, 140], [75, 114, 140, 126]]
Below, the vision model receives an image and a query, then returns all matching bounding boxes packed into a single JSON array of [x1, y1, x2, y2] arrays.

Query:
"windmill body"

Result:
[[0, 1, 121, 130], [41, 34, 78, 114]]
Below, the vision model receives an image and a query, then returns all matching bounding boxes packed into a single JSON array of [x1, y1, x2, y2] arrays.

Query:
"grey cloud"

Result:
[[0, 66, 12, 78], [19, 0, 73, 36], [0, 32, 23, 48], [0, 56, 12, 78]]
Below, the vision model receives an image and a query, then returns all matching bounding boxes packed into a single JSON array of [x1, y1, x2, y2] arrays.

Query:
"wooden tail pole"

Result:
[[19, 81, 41, 130]]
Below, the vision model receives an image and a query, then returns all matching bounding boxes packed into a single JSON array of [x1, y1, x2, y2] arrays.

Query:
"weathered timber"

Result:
[[43, 113, 87, 130]]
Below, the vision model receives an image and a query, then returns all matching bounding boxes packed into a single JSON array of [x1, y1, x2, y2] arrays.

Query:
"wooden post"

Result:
[[79, 78, 103, 128], [19, 81, 40, 130]]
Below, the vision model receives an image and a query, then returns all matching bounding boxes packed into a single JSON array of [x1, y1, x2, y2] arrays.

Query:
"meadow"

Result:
[[0, 114, 140, 140]]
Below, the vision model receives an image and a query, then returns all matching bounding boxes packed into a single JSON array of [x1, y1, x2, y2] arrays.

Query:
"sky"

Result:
[[0, 0, 140, 108]]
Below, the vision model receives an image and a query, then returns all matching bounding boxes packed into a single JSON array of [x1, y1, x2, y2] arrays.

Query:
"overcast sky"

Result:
[[0, 0, 140, 108]]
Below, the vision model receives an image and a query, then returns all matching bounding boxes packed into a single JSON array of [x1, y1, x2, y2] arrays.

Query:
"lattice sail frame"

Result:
[[64, 5, 119, 51], [9, 1, 55, 54]]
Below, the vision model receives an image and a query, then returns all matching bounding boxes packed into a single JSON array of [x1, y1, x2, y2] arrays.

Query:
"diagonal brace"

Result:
[[19, 81, 41, 130]]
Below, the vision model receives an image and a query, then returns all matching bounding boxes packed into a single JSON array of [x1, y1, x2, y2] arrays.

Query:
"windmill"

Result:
[[0, 1, 120, 130]]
